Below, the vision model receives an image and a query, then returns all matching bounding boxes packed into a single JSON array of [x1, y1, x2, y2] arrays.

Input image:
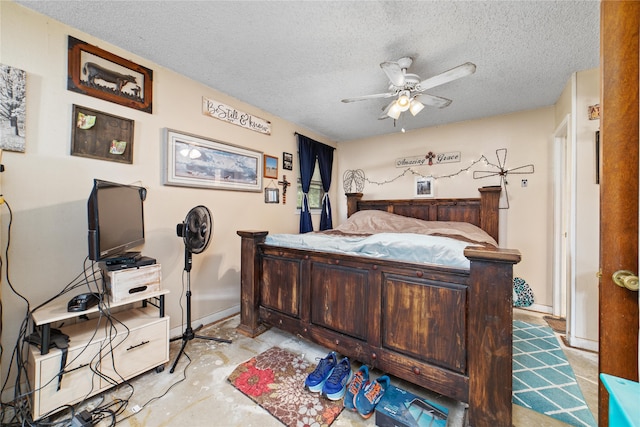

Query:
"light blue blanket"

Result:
[[264, 232, 473, 268]]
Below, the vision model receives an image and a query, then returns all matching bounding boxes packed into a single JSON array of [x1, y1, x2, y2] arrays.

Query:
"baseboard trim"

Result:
[[516, 303, 553, 314], [169, 305, 240, 339], [566, 335, 599, 353]]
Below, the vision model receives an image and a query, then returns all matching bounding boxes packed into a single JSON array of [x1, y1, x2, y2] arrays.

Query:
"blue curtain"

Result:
[[297, 134, 316, 233], [316, 143, 335, 230]]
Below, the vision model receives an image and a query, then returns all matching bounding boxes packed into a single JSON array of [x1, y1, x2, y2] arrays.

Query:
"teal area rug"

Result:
[[512, 320, 596, 427]]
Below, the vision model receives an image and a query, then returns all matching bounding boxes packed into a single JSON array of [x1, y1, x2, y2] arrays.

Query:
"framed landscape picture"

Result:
[[264, 154, 278, 179], [163, 129, 262, 192]]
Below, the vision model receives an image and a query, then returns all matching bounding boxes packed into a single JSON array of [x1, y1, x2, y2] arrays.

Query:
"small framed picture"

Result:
[[283, 152, 293, 170], [415, 177, 435, 198], [264, 154, 278, 179], [264, 187, 280, 203]]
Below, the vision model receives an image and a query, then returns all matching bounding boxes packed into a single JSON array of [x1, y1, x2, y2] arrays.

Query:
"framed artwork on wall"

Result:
[[264, 187, 280, 203], [264, 154, 278, 179], [415, 176, 435, 198], [71, 104, 134, 164], [283, 152, 293, 170], [0, 64, 26, 152], [67, 36, 153, 113], [163, 129, 262, 191]]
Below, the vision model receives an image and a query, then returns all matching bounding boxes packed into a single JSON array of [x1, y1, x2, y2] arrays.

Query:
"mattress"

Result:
[[264, 210, 497, 269]]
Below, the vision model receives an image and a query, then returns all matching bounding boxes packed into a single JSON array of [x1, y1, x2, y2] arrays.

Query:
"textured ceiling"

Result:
[[15, 1, 600, 142]]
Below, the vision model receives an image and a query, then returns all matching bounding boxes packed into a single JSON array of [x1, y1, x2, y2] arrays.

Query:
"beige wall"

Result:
[[555, 74, 573, 125], [0, 2, 336, 384], [336, 107, 556, 309]]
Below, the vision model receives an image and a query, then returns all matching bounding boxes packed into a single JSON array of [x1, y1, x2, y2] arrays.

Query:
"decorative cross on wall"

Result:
[[425, 151, 436, 166], [278, 175, 291, 204], [473, 148, 534, 209]]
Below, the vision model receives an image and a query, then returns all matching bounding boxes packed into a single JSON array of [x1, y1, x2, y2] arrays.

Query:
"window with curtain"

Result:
[[296, 133, 334, 233], [296, 163, 325, 210]]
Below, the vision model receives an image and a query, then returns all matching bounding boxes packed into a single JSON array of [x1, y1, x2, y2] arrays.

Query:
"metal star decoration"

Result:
[[473, 148, 534, 209]]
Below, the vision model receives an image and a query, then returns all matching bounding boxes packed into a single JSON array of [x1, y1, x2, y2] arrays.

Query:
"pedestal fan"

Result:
[[169, 205, 231, 374]]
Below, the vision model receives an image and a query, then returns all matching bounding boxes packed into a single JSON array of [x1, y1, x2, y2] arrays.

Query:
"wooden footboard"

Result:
[[237, 230, 520, 427]]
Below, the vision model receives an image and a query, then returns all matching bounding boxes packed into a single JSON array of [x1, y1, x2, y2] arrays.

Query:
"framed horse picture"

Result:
[[67, 36, 153, 113]]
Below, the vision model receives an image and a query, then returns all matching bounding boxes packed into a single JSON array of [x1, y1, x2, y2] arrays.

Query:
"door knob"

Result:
[[612, 270, 639, 291]]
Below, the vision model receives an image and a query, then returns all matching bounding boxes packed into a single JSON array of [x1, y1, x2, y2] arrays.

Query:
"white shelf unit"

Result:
[[27, 289, 169, 420]]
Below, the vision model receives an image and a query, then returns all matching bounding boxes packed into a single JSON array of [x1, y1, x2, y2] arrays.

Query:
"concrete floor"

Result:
[[70, 308, 597, 427]]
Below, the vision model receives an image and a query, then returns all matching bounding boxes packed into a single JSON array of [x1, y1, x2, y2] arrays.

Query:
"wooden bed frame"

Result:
[[237, 186, 520, 427]]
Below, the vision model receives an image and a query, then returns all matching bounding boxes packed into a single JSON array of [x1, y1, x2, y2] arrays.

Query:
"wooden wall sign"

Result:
[[395, 151, 461, 168], [202, 96, 271, 135]]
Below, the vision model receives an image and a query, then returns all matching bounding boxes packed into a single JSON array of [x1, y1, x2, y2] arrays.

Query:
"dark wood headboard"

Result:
[[345, 186, 501, 243]]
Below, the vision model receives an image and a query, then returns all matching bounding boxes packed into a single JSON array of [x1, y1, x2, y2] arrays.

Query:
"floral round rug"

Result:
[[228, 346, 343, 427]]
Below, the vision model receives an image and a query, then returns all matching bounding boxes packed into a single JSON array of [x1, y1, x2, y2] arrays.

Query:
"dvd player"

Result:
[[103, 255, 156, 271], [104, 251, 142, 266]]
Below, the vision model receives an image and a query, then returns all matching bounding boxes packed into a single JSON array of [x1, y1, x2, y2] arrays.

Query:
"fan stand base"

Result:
[[169, 246, 232, 374], [169, 324, 231, 373]]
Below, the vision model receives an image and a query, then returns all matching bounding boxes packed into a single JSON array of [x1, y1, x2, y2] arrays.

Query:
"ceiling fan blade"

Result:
[[380, 61, 406, 86], [341, 92, 394, 103], [417, 62, 476, 92], [416, 94, 453, 109]]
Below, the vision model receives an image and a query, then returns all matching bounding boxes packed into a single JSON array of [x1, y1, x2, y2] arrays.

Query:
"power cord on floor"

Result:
[[115, 352, 191, 424]]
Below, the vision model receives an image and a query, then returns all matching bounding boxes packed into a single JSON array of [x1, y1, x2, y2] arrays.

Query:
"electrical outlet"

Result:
[[521, 179, 528, 188]]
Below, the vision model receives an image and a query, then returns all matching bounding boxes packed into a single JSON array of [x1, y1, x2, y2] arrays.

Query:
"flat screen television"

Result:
[[87, 179, 146, 262]]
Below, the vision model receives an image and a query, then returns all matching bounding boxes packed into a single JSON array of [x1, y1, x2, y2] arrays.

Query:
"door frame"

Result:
[[553, 113, 572, 324]]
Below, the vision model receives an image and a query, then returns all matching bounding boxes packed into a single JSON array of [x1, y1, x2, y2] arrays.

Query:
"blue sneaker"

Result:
[[322, 357, 353, 400], [304, 351, 337, 392], [344, 365, 369, 411], [354, 375, 390, 419]]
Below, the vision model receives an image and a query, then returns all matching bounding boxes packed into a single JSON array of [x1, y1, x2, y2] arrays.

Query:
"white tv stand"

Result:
[[27, 289, 169, 420]]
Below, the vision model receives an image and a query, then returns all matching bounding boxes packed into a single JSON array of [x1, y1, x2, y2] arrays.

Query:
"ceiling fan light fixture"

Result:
[[409, 98, 425, 116], [387, 101, 402, 119], [397, 91, 411, 111]]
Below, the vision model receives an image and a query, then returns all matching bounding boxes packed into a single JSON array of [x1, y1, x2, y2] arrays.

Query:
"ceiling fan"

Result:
[[341, 57, 476, 120]]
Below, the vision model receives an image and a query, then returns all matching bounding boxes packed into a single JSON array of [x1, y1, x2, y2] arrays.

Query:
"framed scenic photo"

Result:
[[264, 154, 278, 179], [163, 129, 262, 192], [67, 36, 153, 113], [282, 152, 293, 170], [415, 176, 435, 198], [71, 104, 134, 164], [0, 64, 26, 152]]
